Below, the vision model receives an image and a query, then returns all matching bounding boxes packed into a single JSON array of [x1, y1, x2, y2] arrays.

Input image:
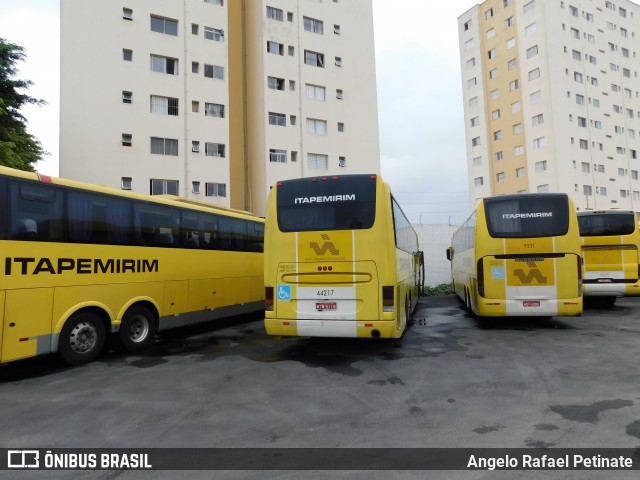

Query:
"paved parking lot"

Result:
[[1, 295, 640, 479]]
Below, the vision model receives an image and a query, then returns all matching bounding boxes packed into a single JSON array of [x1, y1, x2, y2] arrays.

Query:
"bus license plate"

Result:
[[597, 278, 613, 283], [523, 301, 540, 308], [316, 302, 337, 311]]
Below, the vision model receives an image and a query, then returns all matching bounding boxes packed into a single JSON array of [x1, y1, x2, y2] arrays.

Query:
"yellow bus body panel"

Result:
[[581, 234, 640, 297]]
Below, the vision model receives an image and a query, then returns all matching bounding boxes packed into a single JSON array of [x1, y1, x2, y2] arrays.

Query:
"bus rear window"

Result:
[[276, 175, 376, 232], [578, 213, 636, 236], [484, 195, 570, 238]]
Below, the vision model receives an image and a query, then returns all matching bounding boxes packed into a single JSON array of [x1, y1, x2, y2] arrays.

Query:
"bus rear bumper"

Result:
[[264, 318, 398, 338], [476, 297, 582, 317], [583, 282, 640, 297]]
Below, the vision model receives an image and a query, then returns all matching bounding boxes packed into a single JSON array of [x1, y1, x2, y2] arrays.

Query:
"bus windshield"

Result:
[[484, 194, 570, 238], [578, 212, 636, 236], [276, 175, 376, 232]]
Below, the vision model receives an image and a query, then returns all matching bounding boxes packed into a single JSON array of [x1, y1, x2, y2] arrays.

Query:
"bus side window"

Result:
[[9, 180, 64, 242]]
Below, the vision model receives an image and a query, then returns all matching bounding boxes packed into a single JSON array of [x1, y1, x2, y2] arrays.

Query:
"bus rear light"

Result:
[[477, 259, 485, 298], [265, 287, 274, 311], [277, 182, 283, 187], [332, 176, 339, 181], [283, 322, 290, 326], [382, 286, 394, 312], [370, 175, 377, 180], [364, 323, 373, 328], [321, 177, 328, 181]]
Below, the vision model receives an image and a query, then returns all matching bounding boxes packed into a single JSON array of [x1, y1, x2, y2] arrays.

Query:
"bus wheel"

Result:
[[119, 305, 157, 352], [59, 311, 106, 365]]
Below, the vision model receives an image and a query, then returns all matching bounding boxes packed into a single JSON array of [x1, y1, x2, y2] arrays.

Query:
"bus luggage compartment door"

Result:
[[2, 288, 53, 363]]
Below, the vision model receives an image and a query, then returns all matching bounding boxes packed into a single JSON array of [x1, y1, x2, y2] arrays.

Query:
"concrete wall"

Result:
[[414, 224, 458, 287]]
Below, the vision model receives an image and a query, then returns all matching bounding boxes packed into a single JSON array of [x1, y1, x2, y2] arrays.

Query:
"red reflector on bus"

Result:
[[283, 322, 290, 326], [370, 175, 377, 180], [37, 174, 53, 183], [277, 182, 282, 187], [321, 177, 328, 181], [364, 323, 373, 328], [311, 178, 317, 182], [265, 287, 274, 311], [332, 176, 339, 181], [19, 337, 29, 342]]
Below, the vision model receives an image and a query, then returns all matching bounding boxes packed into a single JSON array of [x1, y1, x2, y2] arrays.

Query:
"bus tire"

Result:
[[59, 311, 106, 365], [119, 305, 157, 352]]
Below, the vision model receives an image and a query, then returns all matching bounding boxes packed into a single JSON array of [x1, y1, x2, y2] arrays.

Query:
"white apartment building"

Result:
[[60, 0, 380, 216], [459, 0, 640, 212]]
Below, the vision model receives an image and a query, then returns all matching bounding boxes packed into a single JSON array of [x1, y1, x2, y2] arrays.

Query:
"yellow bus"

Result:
[[264, 174, 423, 338], [447, 193, 582, 317], [0, 166, 264, 365], [578, 210, 640, 305]]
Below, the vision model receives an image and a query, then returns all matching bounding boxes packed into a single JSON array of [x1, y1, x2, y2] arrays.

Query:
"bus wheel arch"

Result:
[[58, 308, 109, 365], [117, 302, 158, 352]]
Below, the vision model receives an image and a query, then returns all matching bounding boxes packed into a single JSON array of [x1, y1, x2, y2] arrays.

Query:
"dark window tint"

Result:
[[578, 212, 636, 236], [134, 202, 180, 247], [9, 180, 64, 241], [276, 174, 376, 232], [484, 194, 570, 238], [392, 197, 416, 253], [68, 191, 133, 244]]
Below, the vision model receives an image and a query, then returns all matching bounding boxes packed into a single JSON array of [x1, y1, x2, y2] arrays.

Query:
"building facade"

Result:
[[60, 0, 380, 216], [459, 0, 640, 211]]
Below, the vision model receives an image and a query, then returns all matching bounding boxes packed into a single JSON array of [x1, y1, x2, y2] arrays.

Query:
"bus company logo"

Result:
[[513, 261, 548, 284], [502, 212, 553, 219], [3, 257, 159, 276], [8, 450, 40, 469], [294, 194, 356, 204], [310, 234, 340, 256]]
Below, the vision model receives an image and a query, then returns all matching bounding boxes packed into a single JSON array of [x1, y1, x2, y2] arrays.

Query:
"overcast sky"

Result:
[[0, 0, 480, 225]]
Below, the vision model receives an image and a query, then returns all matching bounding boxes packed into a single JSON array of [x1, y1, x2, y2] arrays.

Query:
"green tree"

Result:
[[0, 38, 47, 172]]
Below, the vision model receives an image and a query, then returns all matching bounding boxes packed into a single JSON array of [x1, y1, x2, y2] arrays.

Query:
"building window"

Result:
[[206, 183, 226, 197], [291, 151, 298, 162], [473, 156, 482, 167], [304, 50, 325, 67], [532, 114, 544, 126], [572, 49, 581, 61], [533, 137, 545, 149], [335, 57, 342, 67], [526, 45, 538, 59], [530, 90, 542, 103], [485, 8, 494, 20], [488, 48, 496, 59], [537, 184, 550, 193], [122, 91, 132, 104], [472, 137, 481, 147], [151, 137, 178, 156], [192, 181, 200, 194], [523, 1, 535, 14], [336, 89, 344, 99], [494, 130, 502, 140], [512, 101, 521, 113], [204, 26, 224, 42], [304, 16, 324, 34], [574, 72, 583, 83], [508, 58, 517, 71], [505, 16, 514, 27], [471, 116, 480, 127], [339, 156, 346, 167], [525, 23, 537, 37], [204, 0, 224, 5], [506, 38, 516, 49], [123, 8, 133, 20], [509, 79, 519, 91], [496, 172, 505, 183], [307, 153, 328, 170], [122, 133, 132, 147], [466, 58, 476, 69], [489, 69, 497, 79], [581, 162, 590, 173], [150, 95, 179, 116], [204, 64, 224, 79], [528, 68, 540, 81], [465, 39, 474, 50], [192, 61, 199, 73], [290, 115, 297, 126], [268, 76, 285, 90], [337, 122, 345, 133], [579, 139, 589, 150], [496, 151, 504, 161], [576, 94, 584, 105], [205, 103, 225, 118], [600, 187, 607, 196], [121, 177, 132, 190], [268, 112, 286, 126], [123, 49, 133, 61], [307, 118, 327, 135], [192, 141, 200, 153], [578, 117, 586, 127], [192, 101, 199, 113], [535, 160, 547, 173], [270, 149, 287, 163], [150, 54, 178, 75], [513, 123, 522, 134], [514, 145, 524, 156], [266, 6, 284, 21], [618, 168, 627, 176], [570, 28, 579, 39], [192, 24, 199, 35], [267, 41, 284, 55], [205, 143, 225, 157], [492, 109, 500, 120], [150, 15, 178, 36], [516, 167, 525, 178], [474, 177, 484, 187], [288, 45, 295, 56], [151, 179, 178, 196]]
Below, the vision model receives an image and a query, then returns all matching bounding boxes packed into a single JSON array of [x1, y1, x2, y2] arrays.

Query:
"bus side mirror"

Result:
[[446, 247, 453, 262]]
